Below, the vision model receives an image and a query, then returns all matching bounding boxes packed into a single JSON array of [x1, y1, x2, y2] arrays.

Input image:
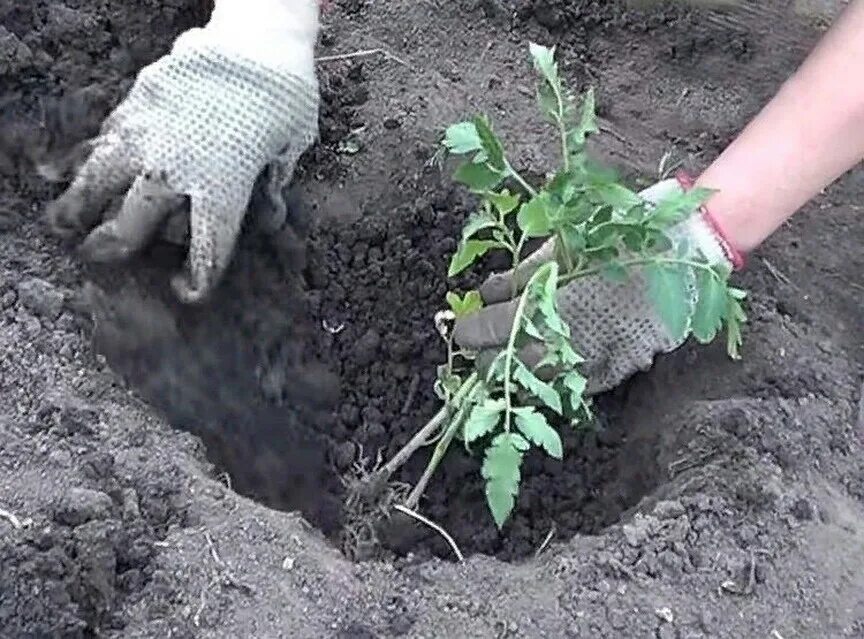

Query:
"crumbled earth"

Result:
[[1, 0, 863, 637]]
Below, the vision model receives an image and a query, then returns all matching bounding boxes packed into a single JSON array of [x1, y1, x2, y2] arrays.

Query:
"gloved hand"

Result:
[[452, 175, 744, 396], [45, 0, 321, 303]]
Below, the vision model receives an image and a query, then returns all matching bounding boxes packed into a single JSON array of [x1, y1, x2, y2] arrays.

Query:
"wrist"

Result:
[[675, 171, 746, 271]]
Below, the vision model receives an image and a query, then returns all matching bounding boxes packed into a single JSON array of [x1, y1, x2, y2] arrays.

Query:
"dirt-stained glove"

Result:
[[453, 175, 744, 396], [45, 0, 321, 303]]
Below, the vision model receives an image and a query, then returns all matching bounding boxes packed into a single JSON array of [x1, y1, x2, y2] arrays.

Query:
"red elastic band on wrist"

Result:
[[674, 170, 746, 271]]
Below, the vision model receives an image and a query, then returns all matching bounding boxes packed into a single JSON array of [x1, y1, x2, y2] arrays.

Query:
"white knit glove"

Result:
[[45, 0, 321, 303], [453, 177, 743, 396]]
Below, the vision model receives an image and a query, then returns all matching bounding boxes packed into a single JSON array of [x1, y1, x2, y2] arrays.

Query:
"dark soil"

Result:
[[2, 0, 863, 637]]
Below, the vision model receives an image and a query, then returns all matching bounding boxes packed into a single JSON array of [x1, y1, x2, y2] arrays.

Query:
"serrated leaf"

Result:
[[485, 351, 508, 383], [529, 42, 558, 85], [649, 186, 714, 227], [454, 161, 505, 192], [488, 189, 520, 216], [555, 338, 583, 367], [513, 362, 563, 414], [514, 407, 562, 459], [464, 398, 506, 443], [557, 222, 587, 260], [482, 432, 529, 528], [472, 115, 507, 172], [644, 263, 693, 341], [560, 371, 587, 411], [522, 317, 545, 341], [446, 290, 484, 317], [443, 122, 482, 154], [449, 239, 498, 277], [518, 193, 554, 237], [691, 269, 726, 343], [461, 209, 498, 241], [547, 170, 578, 205], [591, 183, 643, 210], [569, 88, 598, 148]]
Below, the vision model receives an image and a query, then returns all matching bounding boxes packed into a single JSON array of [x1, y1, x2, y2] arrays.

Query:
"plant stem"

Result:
[[559, 256, 720, 285], [510, 234, 529, 298], [404, 383, 478, 508], [504, 160, 537, 198], [379, 372, 479, 478], [502, 266, 547, 433]]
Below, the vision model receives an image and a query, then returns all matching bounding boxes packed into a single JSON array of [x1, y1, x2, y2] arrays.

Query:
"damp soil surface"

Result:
[[2, 0, 864, 637]]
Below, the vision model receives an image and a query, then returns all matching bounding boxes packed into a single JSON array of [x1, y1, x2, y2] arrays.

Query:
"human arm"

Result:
[[700, 0, 864, 254], [453, 1, 864, 394]]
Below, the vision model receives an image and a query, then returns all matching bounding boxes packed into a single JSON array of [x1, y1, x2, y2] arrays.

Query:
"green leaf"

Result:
[[644, 263, 693, 341], [522, 317, 545, 341], [443, 122, 482, 154], [446, 290, 484, 317], [482, 432, 529, 528], [461, 209, 498, 241], [569, 88, 598, 148], [591, 183, 642, 210], [513, 407, 562, 459], [649, 186, 714, 227], [724, 288, 747, 360], [488, 189, 520, 217], [464, 399, 506, 443], [560, 371, 587, 411], [513, 362, 563, 414], [454, 161, 505, 192], [449, 239, 498, 277], [691, 269, 727, 343], [473, 115, 507, 172], [558, 222, 586, 258], [529, 42, 558, 86], [517, 193, 554, 237]]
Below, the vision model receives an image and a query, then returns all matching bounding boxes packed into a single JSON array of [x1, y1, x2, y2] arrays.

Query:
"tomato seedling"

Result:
[[362, 43, 747, 531]]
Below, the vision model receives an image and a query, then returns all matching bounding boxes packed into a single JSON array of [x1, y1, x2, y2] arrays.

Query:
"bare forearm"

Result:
[[696, 0, 864, 253]]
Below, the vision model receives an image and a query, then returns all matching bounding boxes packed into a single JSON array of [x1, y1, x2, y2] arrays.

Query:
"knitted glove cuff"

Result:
[[675, 171, 746, 271]]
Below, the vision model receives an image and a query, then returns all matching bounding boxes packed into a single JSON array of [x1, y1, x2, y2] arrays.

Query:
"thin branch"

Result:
[[534, 522, 557, 558], [316, 48, 409, 67], [0, 507, 25, 529], [394, 504, 464, 563]]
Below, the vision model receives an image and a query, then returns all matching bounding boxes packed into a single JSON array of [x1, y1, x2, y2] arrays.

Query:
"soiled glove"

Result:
[[45, 0, 321, 303], [453, 176, 744, 396]]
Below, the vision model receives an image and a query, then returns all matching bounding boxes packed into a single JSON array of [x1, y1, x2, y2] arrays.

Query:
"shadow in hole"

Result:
[[79, 187, 344, 535]]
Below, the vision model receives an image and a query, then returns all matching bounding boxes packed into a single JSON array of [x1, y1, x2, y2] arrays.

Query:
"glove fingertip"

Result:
[[478, 272, 515, 305]]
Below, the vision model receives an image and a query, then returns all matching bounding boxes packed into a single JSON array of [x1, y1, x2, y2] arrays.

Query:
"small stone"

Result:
[[353, 329, 381, 366], [333, 440, 357, 471], [1, 289, 16, 309], [121, 489, 141, 520], [791, 497, 814, 521], [655, 607, 674, 623], [54, 487, 113, 526], [622, 514, 656, 547], [383, 117, 402, 130], [653, 500, 686, 520], [17, 278, 65, 320], [47, 449, 73, 468]]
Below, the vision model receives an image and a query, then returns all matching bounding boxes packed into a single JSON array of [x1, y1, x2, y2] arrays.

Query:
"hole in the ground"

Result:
[[44, 0, 744, 564], [83, 161, 695, 561], [74, 35, 683, 563]]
